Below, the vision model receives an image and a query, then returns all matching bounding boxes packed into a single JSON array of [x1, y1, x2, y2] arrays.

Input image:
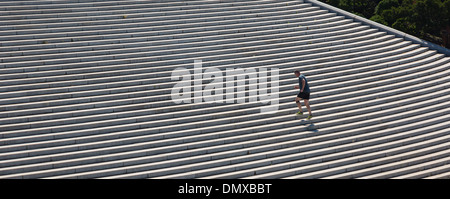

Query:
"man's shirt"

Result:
[[298, 74, 310, 93]]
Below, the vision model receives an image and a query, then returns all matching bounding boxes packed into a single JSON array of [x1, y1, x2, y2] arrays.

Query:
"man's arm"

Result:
[[301, 79, 305, 92]]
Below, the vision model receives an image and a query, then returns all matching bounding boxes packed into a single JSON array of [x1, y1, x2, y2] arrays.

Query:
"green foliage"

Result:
[[375, 0, 400, 15], [319, 0, 450, 46], [445, 0, 450, 27], [392, 17, 417, 35], [380, 8, 397, 25], [413, 0, 446, 36], [446, 0, 450, 14], [337, 0, 381, 19], [324, 0, 341, 7], [370, 15, 389, 26], [353, 12, 366, 18]]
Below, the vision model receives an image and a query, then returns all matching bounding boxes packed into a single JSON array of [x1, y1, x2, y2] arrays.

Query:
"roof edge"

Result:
[[304, 0, 450, 56]]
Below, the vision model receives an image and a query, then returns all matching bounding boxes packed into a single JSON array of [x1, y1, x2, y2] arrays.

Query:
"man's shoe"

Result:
[[306, 115, 313, 120], [296, 111, 303, 115]]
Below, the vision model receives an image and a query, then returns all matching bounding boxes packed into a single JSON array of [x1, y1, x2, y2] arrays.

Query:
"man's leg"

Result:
[[295, 97, 303, 114], [304, 99, 312, 116]]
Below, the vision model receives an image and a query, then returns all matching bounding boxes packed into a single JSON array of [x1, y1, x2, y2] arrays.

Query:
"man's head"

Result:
[[294, 70, 300, 77]]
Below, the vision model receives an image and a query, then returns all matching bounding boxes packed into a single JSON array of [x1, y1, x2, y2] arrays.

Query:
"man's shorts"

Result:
[[297, 92, 310, 100]]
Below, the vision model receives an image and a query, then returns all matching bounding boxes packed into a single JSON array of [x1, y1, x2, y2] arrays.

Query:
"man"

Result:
[[294, 70, 313, 120]]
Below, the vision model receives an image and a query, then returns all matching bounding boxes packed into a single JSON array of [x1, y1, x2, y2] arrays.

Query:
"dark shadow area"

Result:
[[296, 117, 318, 133]]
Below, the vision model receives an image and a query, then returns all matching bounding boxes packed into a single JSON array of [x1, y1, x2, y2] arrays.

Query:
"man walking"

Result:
[[294, 70, 313, 120]]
